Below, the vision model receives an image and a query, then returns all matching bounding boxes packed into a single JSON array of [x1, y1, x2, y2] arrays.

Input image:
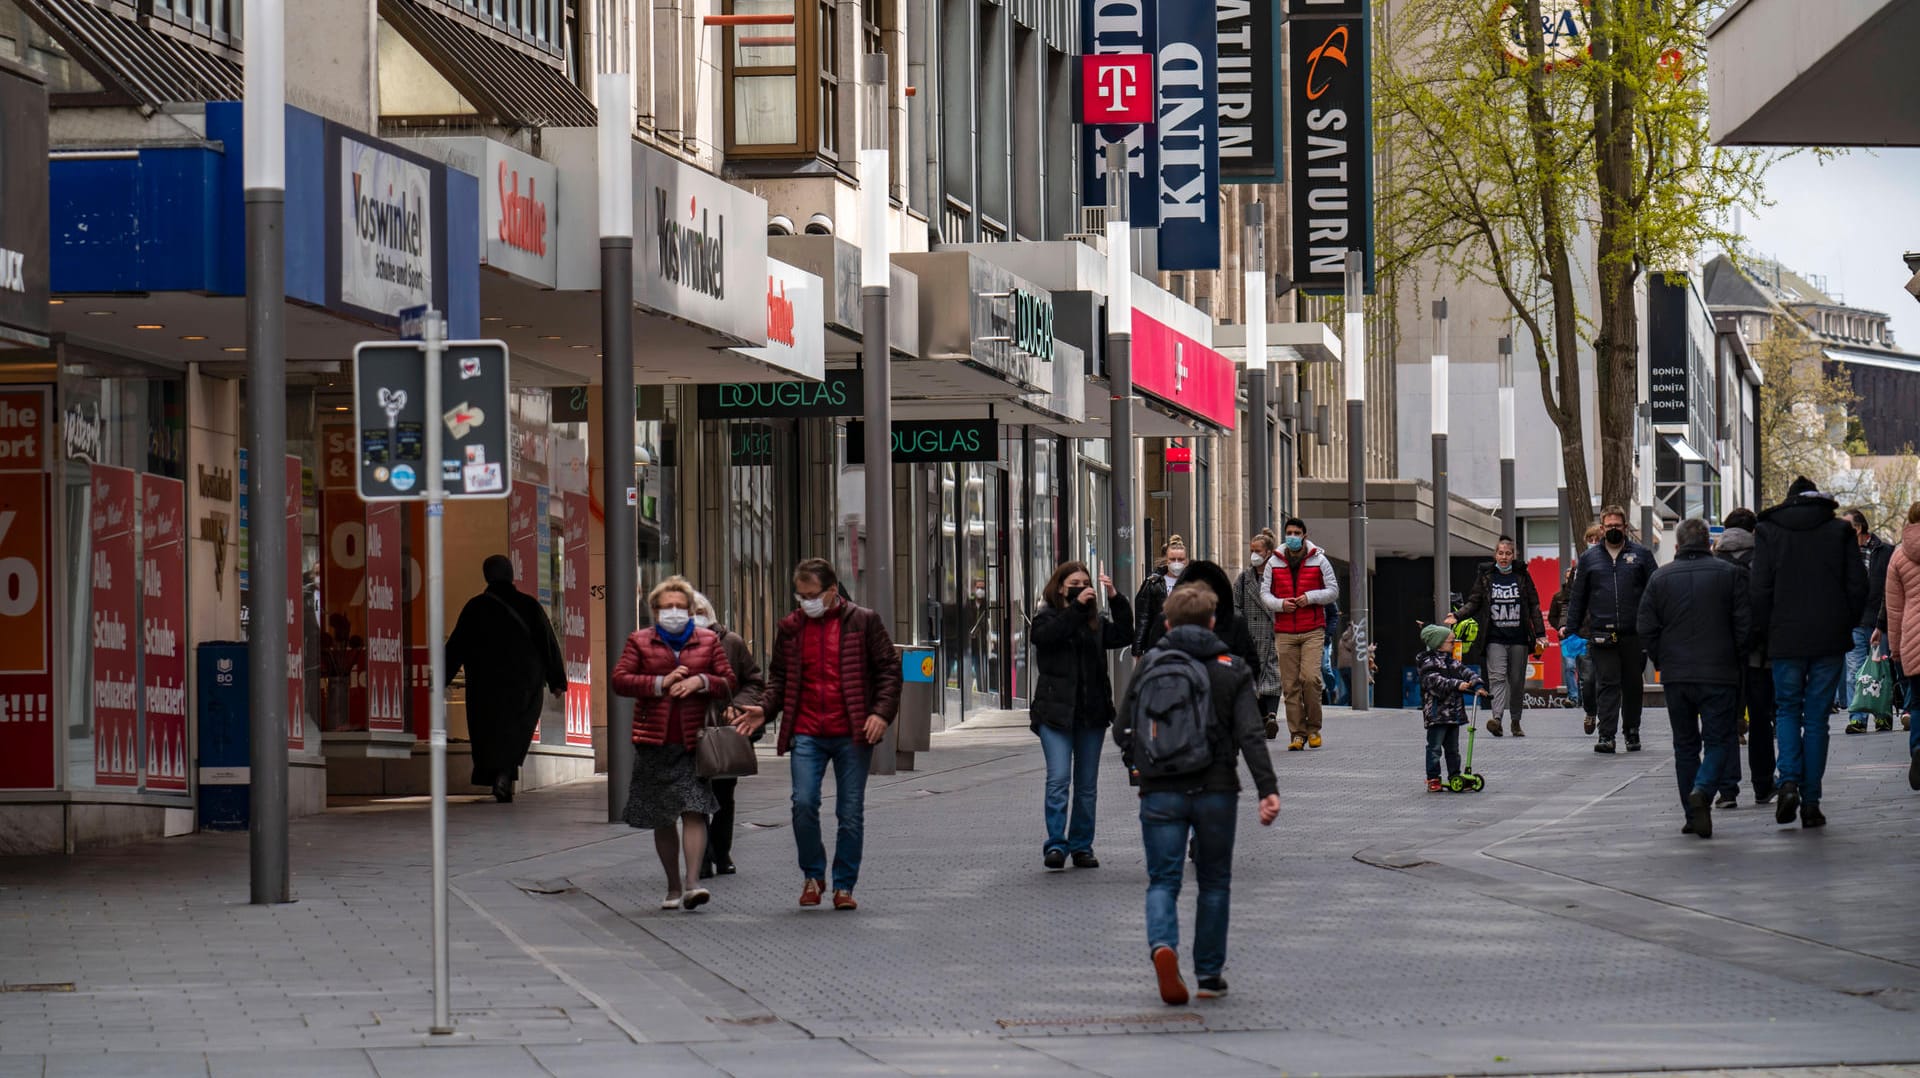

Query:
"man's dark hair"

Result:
[[1675, 518, 1711, 549], [1723, 507, 1757, 532], [1843, 509, 1869, 534], [1164, 583, 1219, 628], [1283, 517, 1307, 535], [1787, 475, 1818, 498], [482, 555, 513, 585], [793, 557, 838, 591]]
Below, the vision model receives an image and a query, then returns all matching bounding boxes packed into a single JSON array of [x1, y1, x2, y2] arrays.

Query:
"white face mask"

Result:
[[692, 614, 712, 630], [1250, 552, 1268, 567], [1166, 559, 1187, 578], [800, 596, 830, 618], [656, 609, 690, 633]]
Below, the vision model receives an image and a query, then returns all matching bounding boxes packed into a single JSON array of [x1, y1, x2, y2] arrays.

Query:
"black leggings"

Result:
[[706, 778, 737, 867]]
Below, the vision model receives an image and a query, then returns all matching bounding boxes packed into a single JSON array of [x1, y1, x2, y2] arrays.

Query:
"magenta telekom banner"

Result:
[[1130, 287, 1237, 429], [89, 463, 138, 787], [364, 502, 406, 734], [140, 474, 188, 792], [561, 491, 593, 747]]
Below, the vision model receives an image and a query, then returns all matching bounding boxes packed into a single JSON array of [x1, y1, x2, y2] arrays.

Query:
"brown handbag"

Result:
[[694, 693, 759, 779]]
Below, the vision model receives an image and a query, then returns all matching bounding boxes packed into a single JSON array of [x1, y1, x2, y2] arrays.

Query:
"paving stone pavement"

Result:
[[1, 705, 1916, 1076]]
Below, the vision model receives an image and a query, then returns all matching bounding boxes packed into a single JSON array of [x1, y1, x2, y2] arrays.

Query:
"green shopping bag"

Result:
[[1848, 650, 1896, 718]]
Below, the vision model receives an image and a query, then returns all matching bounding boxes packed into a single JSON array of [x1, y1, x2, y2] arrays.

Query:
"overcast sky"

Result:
[[1736, 148, 1920, 350]]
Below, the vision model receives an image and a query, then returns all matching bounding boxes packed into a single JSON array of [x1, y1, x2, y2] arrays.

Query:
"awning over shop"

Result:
[[1662, 433, 1709, 465], [1297, 478, 1503, 565], [1708, 0, 1920, 146]]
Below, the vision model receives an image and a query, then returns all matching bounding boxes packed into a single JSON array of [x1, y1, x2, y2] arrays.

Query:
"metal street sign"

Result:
[[352, 340, 512, 501]]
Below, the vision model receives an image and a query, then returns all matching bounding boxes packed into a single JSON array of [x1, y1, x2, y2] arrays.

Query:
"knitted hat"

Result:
[[1420, 624, 1454, 652]]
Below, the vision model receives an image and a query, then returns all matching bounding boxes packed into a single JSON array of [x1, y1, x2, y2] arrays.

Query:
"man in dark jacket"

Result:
[[1752, 477, 1869, 829], [1714, 508, 1775, 805], [745, 558, 902, 910], [444, 555, 567, 802], [1639, 518, 1751, 839], [1841, 510, 1894, 734], [1563, 505, 1657, 753], [1114, 584, 1280, 1006]]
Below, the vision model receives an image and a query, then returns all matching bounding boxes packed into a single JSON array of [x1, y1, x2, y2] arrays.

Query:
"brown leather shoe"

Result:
[[799, 878, 824, 907], [832, 889, 858, 911]]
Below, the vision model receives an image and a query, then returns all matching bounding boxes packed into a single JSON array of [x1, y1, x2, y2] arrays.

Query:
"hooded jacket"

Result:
[[1112, 625, 1279, 798], [1880, 523, 1920, 672], [1713, 526, 1766, 666], [1636, 543, 1751, 686], [1181, 560, 1262, 671], [1259, 540, 1339, 634], [1751, 492, 1868, 660]]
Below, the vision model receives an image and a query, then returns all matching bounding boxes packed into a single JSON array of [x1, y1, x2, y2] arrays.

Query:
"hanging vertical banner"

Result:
[[1218, 0, 1283, 183], [90, 463, 139, 787], [1288, 0, 1375, 293], [1157, 0, 1222, 269], [0, 387, 55, 791], [140, 474, 188, 792], [321, 489, 368, 642], [286, 455, 306, 750], [508, 481, 539, 591], [561, 490, 593, 747], [535, 485, 553, 608], [364, 502, 406, 734], [1080, 0, 1161, 228]]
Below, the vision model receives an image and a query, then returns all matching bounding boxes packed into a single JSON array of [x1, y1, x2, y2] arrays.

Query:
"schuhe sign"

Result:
[[730, 260, 826, 381]]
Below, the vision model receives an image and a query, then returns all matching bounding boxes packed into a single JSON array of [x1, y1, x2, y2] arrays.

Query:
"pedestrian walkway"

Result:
[[1, 707, 1916, 1076]]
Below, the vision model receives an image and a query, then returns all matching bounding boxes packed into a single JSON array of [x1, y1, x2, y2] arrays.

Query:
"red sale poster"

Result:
[[140, 475, 188, 792], [562, 491, 592, 747], [508, 481, 538, 589], [364, 503, 405, 734], [0, 386, 55, 791], [286, 455, 305, 750], [90, 463, 138, 787]]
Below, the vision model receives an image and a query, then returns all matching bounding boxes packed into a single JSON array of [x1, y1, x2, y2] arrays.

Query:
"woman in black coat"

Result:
[[1181, 559, 1262, 671], [1028, 560, 1132, 871]]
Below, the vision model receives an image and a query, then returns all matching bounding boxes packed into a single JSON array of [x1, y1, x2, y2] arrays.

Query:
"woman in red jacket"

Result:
[[613, 575, 737, 911]]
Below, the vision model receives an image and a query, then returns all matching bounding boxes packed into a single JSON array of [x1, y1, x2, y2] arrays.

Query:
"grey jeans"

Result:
[[1487, 643, 1530, 723]]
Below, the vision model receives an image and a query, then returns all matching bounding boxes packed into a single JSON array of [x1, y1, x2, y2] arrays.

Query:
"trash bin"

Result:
[[871, 645, 938, 776], [197, 642, 250, 831]]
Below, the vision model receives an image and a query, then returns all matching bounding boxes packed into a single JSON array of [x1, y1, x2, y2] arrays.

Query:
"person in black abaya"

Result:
[[1182, 560, 1262, 670], [445, 555, 566, 801]]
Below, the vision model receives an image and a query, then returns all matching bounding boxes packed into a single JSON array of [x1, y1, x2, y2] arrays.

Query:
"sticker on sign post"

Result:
[[627, 487, 638, 506]]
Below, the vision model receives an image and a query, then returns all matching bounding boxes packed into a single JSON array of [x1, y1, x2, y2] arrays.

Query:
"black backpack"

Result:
[[1128, 646, 1216, 777]]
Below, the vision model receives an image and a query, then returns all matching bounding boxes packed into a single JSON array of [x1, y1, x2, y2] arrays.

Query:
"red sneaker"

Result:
[[832, 889, 858, 911], [799, 878, 824, 907], [1427, 778, 1444, 793], [1152, 945, 1189, 1006]]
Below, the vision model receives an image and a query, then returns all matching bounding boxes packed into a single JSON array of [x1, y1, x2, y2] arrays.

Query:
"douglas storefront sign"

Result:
[[846, 420, 999, 465], [696, 371, 862, 419]]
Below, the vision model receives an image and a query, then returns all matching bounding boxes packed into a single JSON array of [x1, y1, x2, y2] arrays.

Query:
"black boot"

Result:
[[492, 776, 514, 803]]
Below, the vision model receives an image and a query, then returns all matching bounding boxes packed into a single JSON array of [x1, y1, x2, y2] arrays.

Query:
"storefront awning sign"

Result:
[[728, 259, 827, 380]]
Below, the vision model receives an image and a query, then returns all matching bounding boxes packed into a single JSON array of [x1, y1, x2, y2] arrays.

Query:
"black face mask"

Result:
[[1605, 528, 1626, 546]]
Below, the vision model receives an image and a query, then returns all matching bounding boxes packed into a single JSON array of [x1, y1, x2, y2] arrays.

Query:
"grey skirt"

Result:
[[624, 742, 720, 830]]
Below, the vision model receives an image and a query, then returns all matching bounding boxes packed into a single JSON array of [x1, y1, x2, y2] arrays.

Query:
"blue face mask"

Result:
[[1495, 561, 1514, 574], [1284, 535, 1305, 554]]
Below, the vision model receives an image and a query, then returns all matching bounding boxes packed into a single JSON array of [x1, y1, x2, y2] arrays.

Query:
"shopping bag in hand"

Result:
[[1848, 651, 1896, 719]]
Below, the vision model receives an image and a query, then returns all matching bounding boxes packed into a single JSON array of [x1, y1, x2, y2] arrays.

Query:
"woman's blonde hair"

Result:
[[1252, 527, 1277, 553], [646, 575, 697, 611]]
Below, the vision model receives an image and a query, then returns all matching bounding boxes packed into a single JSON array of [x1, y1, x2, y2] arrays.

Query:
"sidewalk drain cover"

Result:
[[996, 1012, 1204, 1029], [1, 983, 74, 993], [708, 1014, 781, 1026]]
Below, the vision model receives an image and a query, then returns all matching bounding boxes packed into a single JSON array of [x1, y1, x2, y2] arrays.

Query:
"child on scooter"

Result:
[[1418, 624, 1481, 792]]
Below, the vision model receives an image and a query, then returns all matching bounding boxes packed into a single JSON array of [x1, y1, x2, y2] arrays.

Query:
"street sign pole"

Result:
[[421, 311, 452, 1036]]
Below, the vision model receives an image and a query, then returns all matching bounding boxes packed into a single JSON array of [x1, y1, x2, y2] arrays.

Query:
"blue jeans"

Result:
[[1665, 682, 1738, 807], [1906, 674, 1920, 756], [1424, 724, 1462, 780], [1843, 627, 1872, 722], [789, 734, 871, 892], [1037, 723, 1105, 855], [1139, 790, 1238, 978], [1562, 653, 1581, 702], [1773, 656, 1844, 806]]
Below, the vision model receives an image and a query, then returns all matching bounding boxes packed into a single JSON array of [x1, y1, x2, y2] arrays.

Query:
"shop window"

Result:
[[0, 1, 111, 95], [725, 0, 892, 163], [450, 0, 566, 55], [147, 0, 233, 40]]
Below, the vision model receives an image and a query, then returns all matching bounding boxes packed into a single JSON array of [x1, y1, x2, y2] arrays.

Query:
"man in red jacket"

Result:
[[1258, 518, 1341, 750], [744, 558, 901, 910]]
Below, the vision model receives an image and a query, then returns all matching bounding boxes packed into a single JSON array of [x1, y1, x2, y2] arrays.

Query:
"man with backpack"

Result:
[[1113, 584, 1282, 1006]]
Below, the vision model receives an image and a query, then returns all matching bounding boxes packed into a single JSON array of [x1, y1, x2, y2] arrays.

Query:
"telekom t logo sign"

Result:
[[1081, 54, 1154, 125]]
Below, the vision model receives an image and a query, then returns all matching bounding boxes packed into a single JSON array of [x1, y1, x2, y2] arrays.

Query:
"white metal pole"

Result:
[[598, 73, 636, 825], [860, 54, 895, 630], [1498, 334, 1516, 539], [423, 311, 452, 1036], [1244, 202, 1269, 536], [1344, 252, 1369, 710], [1431, 299, 1449, 624], [1106, 143, 1135, 600]]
